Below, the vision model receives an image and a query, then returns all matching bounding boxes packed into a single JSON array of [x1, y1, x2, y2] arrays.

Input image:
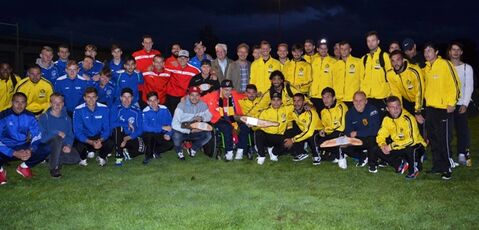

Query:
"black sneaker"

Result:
[[312, 157, 321, 166], [143, 156, 153, 165], [405, 171, 419, 180], [441, 172, 452, 180], [378, 160, 389, 168], [50, 169, 62, 178], [293, 153, 309, 162], [356, 158, 368, 167], [368, 165, 378, 173]]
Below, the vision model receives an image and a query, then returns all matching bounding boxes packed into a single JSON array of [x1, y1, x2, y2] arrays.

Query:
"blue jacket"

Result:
[[38, 107, 74, 146], [108, 59, 124, 73], [73, 102, 110, 143], [0, 109, 42, 157], [40, 65, 60, 83], [345, 103, 381, 138], [54, 75, 91, 113], [142, 105, 173, 136], [189, 54, 212, 69], [78, 60, 104, 78], [54, 59, 68, 77], [113, 70, 143, 103], [110, 104, 143, 139], [94, 82, 116, 107]]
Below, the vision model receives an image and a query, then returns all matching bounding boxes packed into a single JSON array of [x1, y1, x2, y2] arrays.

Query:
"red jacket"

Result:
[[165, 64, 201, 97], [142, 69, 171, 104], [165, 56, 178, 69], [202, 90, 245, 124], [132, 49, 161, 73]]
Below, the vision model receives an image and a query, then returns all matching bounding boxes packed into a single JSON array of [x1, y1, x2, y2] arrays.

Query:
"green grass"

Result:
[[1, 117, 479, 229]]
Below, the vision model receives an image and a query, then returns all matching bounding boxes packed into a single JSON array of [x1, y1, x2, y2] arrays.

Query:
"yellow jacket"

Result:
[[255, 83, 310, 111], [258, 104, 293, 135], [0, 74, 21, 111], [288, 108, 321, 142], [331, 55, 363, 102], [361, 48, 392, 99], [320, 101, 348, 134], [310, 55, 337, 98], [303, 53, 320, 64], [424, 56, 461, 109], [283, 59, 312, 94], [388, 62, 425, 113], [15, 77, 54, 114], [377, 110, 426, 150], [279, 59, 290, 71], [249, 57, 282, 94], [239, 97, 262, 117]]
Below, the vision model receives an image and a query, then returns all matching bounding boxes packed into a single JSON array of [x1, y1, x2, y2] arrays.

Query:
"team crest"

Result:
[[298, 68, 304, 76], [268, 65, 273, 73], [362, 118, 368, 126], [349, 64, 356, 73], [128, 117, 135, 124], [39, 89, 46, 98]]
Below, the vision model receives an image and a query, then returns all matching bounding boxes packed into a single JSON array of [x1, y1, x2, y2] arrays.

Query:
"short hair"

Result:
[[66, 60, 78, 68], [253, 44, 261, 50], [121, 87, 133, 96], [321, 87, 336, 97], [304, 39, 315, 45], [12, 92, 27, 101], [353, 91, 367, 99], [292, 43, 303, 51], [83, 55, 94, 62], [111, 44, 122, 51], [84, 86, 98, 96], [100, 67, 112, 77], [389, 50, 404, 59], [215, 43, 228, 53], [153, 54, 164, 60], [260, 40, 270, 47], [424, 42, 438, 51], [142, 35, 153, 41], [365, 31, 379, 39], [124, 56, 136, 64], [50, 92, 64, 101], [27, 65, 41, 73], [237, 43, 250, 51], [293, 93, 305, 100], [269, 70, 285, 80], [277, 43, 288, 49], [41, 46, 54, 53], [146, 91, 158, 100], [85, 44, 97, 51], [389, 41, 401, 47], [386, 96, 401, 104], [448, 41, 464, 51], [58, 44, 69, 50], [245, 84, 257, 91], [338, 41, 350, 47]]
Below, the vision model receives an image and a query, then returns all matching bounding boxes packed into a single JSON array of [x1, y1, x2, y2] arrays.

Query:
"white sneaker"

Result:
[[269, 154, 278, 162], [177, 151, 185, 160], [235, 149, 244, 160], [257, 156, 266, 165], [332, 158, 339, 163], [87, 151, 95, 159], [190, 149, 197, 157], [79, 159, 88, 166], [458, 153, 467, 166], [225, 151, 234, 161], [96, 156, 107, 166], [338, 158, 347, 169]]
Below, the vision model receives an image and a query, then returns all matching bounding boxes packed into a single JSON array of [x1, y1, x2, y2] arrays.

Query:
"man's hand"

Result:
[[415, 114, 425, 124], [380, 144, 391, 155], [303, 103, 313, 111], [62, 145, 71, 153], [58, 131, 66, 139], [458, 105, 467, 114], [121, 136, 132, 148], [92, 140, 103, 150], [283, 138, 294, 149], [446, 105, 455, 113], [92, 74, 100, 82], [164, 134, 171, 141], [192, 116, 203, 122], [350, 131, 357, 138], [82, 74, 91, 81], [319, 130, 326, 137]]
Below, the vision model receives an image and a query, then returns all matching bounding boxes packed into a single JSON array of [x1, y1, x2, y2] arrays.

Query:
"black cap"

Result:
[[271, 92, 282, 99], [402, 38, 415, 51], [121, 87, 134, 96], [221, 79, 233, 88]]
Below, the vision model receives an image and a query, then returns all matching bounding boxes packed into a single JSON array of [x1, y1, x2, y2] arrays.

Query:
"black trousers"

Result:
[[453, 105, 471, 155], [316, 131, 343, 160], [284, 123, 319, 157], [112, 127, 146, 159], [142, 132, 174, 158], [165, 94, 182, 116], [74, 137, 114, 160], [254, 130, 286, 157], [341, 136, 381, 167], [385, 145, 424, 174], [403, 99, 426, 137], [426, 107, 453, 173]]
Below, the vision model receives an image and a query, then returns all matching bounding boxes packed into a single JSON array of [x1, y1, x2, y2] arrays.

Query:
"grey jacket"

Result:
[[211, 58, 234, 83], [226, 60, 251, 92], [172, 97, 212, 134]]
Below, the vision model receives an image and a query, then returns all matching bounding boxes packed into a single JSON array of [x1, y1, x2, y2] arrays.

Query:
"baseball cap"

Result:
[[402, 38, 415, 51], [271, 92, 282, 99], [178, 50, 189, 58], [220, 79, 233, 88], [188, 86, 201, 94]]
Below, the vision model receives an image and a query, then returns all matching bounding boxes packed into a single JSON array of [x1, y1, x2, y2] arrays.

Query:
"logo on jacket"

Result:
[[39, 89, 46, 98], [298, 68, 304, 76], [349, 64, 356, 73], [362, 118, 368, 126]]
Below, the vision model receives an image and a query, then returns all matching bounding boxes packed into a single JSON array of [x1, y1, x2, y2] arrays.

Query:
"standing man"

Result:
[[15, 65, 54, 116], [54, 60, 90, 115], [0, 63, 20, 111], [0, 92, 50, 185], [448, 42, 474, 166], [361, 31, 393, 115], [109, 44, 124, 73], [165, 43, 181, 68], [226, 43, 251, 92], [132, 35, 161, 73], [303, 39, 319, 64], [113, 57, 144, 105], [189, 41, 213, 69], [249, 40, 282, 95], [423, 42, 461, 180], [211, 43, 233, 83], [142, 55, 171, 105], [78, 44, 104, 78], [402, 38, 426, 68], [310, 39, 337, 110], [283, 43, 312, 94], [54, 44, 70, 77], [277, 43, 290, 69], [36, 46, 60, 83]]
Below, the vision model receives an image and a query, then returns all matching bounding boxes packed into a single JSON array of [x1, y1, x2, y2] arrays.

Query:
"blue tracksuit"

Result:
[[109, 59, 124, 73], [54, 59, 68, 77], [78, 60, 104, 78], [41, 65, 60, 83], [94, 82, 116, 107], [73, 102, 110, 143], [344, 103, 381, 137], [0, 109, 42, 157], [113, 70, 144, 103], [110, 104, 143, 139], [142, 105, 173, 136], [54, 75, 91, 113], [38, 107, 74, 146]]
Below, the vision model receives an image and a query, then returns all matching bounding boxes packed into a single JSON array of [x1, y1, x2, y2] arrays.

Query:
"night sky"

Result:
[[2, 0, 478, 60]]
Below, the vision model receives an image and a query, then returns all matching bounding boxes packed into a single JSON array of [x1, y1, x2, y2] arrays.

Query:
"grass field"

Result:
[[1, 117, 478, 229]]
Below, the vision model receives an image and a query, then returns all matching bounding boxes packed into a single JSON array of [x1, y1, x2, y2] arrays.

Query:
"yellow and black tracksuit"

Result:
[[279, 59, 291, 72], [283, 59, 312, 94], [285, 108, 322, 158], [377, 110, 426, 174], [239, 97, 262, 118], [424, 56, 461, 174], [388, 61, 425, 114], [249, 57, 282, 94], [361, 47, 392, 99], [317, 100, 348, 159], [310, 56, 337, 111], [0, 74, 21, 111], [255, 83, 311, 111], [254, 104, 293, 157], [15, 77, 54, 115], [330, 55, 363, 103], [303, 53, 320, 64]]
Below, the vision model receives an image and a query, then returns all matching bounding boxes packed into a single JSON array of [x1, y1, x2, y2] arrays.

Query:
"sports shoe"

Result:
[[79, 159, 88, 166], [96, 156, 107, 166], [332, 158, 339, 163], [189, 149, 197, 157], [378, 160, 389, 168], [178, 152, 185, 160], [369, 165, 378, 173], [257, 156, 266, 165], [50, 169, 62, 178], [405, 170, 419, 179], [115, 158, 123, 166], [16, 165, 32, 179], [338, 158, 347, 169], [312, 157, 321, 166], [441, 172, 452, 180], [235, 149, 244, 160], [293, 153, 309, 162], [0, 169, 7, 185], [356, 157, 368, 167], [269, 153, 278, 162], [123, 149, 131, 161], [225, 151, 234, 161], [143, 156, 153, 165], [458, 153, 467, 166], [400, 162, 409, 174], [87, 151, 95, 159]]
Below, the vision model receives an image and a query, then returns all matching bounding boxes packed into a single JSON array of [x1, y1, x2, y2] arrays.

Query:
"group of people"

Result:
[[0, 31, 474, 185]]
